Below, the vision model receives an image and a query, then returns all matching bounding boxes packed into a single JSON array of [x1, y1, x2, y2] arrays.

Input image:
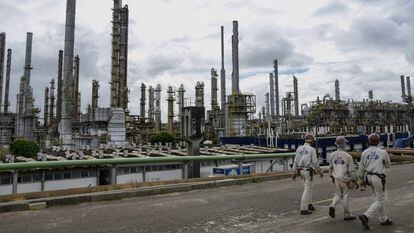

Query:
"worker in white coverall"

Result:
[[358, 133, 393, 230], [328, 136, 357, 220], [292, 133, 322, 215]]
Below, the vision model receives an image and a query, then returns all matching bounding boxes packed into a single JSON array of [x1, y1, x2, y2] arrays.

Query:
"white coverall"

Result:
[[293, 143, 320, 211], [358, 146, 391, 222], [329, 149, 357, 217]]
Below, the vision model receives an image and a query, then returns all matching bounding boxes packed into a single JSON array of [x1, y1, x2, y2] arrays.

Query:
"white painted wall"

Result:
[[17, 182, 42, 194], [117, 173, 143, 184], [145, 170, 182, 182], [44, 177, 97, 191], [0, 185, 12, 195]]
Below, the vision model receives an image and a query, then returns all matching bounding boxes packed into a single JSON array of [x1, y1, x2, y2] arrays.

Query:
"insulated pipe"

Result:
[[61, 0, 77, 148], [3, 49, 11, 113]]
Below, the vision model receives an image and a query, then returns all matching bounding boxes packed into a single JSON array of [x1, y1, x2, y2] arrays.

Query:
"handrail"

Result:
[[0, 153, 296, 171]]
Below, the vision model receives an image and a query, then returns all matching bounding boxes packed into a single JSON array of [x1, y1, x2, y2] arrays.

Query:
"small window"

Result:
[[80, 171, 89, 178], [45, 173, 53, 181], [54, 173, 63, 180], [22, 175, 32, 183], [0, 177, 11, 185], [130, 167, 137, 173], [72, 171, 80, 178], [63, 172, 72, 179], [33, 174, 41, 182], [122, 168, 130, 174]]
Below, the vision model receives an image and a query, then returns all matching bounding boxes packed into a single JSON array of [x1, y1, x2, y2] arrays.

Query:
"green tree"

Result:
[[150, 132, 176, 145], [9, 140, 40, 158]]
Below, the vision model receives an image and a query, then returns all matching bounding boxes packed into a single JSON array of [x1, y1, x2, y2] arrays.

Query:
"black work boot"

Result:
[[344, 215, 356, 221], [359, 214, 370, 230], [300, 210, 312, 215], [328, 206, 335, 218], [380, 219, 393, 226], [308, 204, 315, 211]]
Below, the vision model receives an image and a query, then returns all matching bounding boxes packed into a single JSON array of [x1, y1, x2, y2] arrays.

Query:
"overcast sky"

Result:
[[1, 0, 413, 120]]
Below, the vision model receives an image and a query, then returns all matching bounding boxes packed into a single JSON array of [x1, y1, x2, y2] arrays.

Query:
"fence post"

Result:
[[12, 170, 18, 194]]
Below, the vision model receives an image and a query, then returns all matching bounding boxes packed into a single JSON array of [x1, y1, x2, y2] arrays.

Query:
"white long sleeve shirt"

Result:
[[293, 143, 320, 171], [358, 146, 391, 179], [329, 149, 357, 183]]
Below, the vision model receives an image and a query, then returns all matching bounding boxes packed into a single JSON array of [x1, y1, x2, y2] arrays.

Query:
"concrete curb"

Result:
[[0, 173, 292, 213]]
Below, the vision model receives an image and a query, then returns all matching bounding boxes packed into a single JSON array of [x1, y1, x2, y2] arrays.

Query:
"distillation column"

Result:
[[335, 79, 340, 101], [406, 76, 412, 101], [293, 76, 299, 116], [265, 93, 270, 118], [56, 50, 63, 122], [273, 59, 280, 116], [119, 4, 129, 111], [195, 82, 204, 107], [61, 0, 77, 148], [167, 86, 175, 133], [140, 83, 146, 121], [401, 75, 406, 102], [220, 26, 226, 109], [44, 87, 49, 126], [49, 79, 55, 122], [92, 79, 99, 109], [211, 69, 219, 110], [73, 55, 80, 122], [231, 21, 239, 94], [269, 73, 275, 117], [3, 49, 11, 113], [148, 86, 154, 121], [154, 84, 161, 133], [368, 90, 373, 100]]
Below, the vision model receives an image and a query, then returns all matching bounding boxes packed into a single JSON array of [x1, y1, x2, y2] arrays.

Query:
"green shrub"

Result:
[[0, 146, 9, 161], [150, 132, 176, 145], [9, 140, 40, 158]]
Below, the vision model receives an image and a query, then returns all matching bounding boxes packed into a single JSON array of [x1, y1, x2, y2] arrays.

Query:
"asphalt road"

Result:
[[1, 163, 414, 233]]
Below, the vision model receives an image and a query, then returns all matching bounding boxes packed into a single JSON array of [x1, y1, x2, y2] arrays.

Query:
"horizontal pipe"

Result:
[[0, 153, 295, 171]]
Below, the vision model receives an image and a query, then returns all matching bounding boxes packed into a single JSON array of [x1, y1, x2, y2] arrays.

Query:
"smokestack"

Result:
[[73, 55, 80, 121], [211, 68, 218, 110], [148, 86, 154, 121], [401, 75, 406, 102], [195, 81, 204, 107], [265, 92, 270, 118], [406, 76, 411, 98], [119, 4, 129, 111], [56, 50, 63, 122], [368, 90, 373, 100], [220, 26, 226, 109], [273, 59, 280, 116], [231, 21, 239, 94], [154, 84, 161, 133], [293, 76, 299, 116], [140, 83, 146, 121], [269, 73, 275, 117], [3, 49, 11, 113], [0, 33, 5, 112], [92, 79, 99, 109], [167, 86, 175, 133], [44, 87, 49, 126], [61, 0, 77, 148], [49, 79, 55, 122]]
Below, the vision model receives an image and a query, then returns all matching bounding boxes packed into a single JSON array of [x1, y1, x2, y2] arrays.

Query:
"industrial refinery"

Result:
[[0, 0, 413, 193]]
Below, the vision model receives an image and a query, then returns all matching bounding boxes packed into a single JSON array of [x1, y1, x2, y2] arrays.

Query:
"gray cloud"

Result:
[[313, 1, 349, 16]]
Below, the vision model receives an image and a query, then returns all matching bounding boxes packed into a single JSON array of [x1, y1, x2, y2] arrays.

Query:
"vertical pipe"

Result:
[[0, 33, 5, 112], [167, 86, 175, 133], [73, 55, 80, 121], [273, 59, 280, 116], [92, 79, 99, 109], [61, 0, 77, 148], [406, 76, 411, 98], [155, 84, 161, 133], [211, 68, 218, 110], [231, 21, 239, 94], [269, 73, 275, 117], [44, 87, 49, 126], [3, 49, 11, 113], [49, 79, 55, 122], [401, 75, 406, 102], [140, 83, 146, 121], [56, 50, 63, 122], [220, 26, 226, 109], [265, 92, 270, 118], [293, 76, 299, 116], [148, 86, 154, 121], [335, 79, 340, 101], [177, 84, 185, 139]]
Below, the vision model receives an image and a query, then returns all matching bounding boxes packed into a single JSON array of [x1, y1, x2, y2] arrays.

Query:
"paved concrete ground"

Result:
[[1, 163, 413, 233]]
